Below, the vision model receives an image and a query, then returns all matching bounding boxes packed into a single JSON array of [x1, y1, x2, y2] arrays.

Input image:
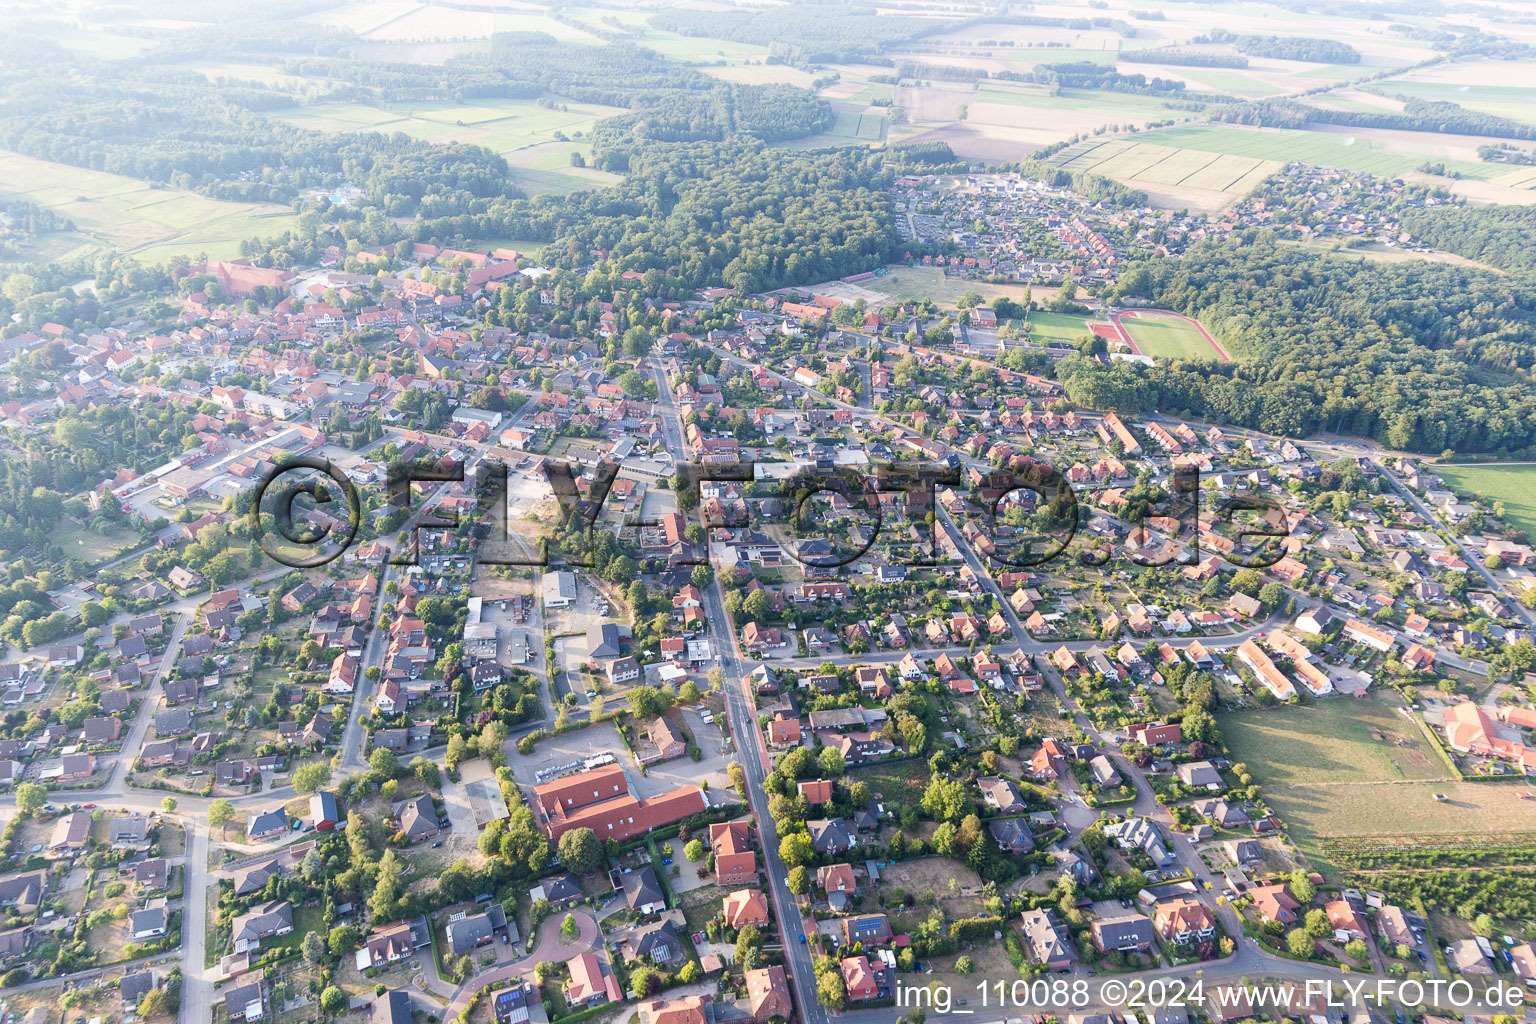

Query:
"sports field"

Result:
[[1023, 311, 1095, 347], [1117, 312, 1226, 361], [0, 150, 301, 263], [1435, 464, 1536, 540], [1217, 695, 1536, 870]]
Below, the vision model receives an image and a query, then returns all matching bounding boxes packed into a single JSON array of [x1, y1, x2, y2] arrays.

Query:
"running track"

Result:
[[1109, 308, 1233, 362]]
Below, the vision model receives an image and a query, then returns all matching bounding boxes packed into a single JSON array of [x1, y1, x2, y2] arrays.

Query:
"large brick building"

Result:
[[532, 764, 706, 842]]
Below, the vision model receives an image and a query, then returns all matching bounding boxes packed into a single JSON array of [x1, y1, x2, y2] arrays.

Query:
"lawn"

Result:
[[1219, 695, 1444, 788], [0, 150, 301, 262], [856, 266, 1032, 306], [47, 519, 143, 565], [1118, 314, 1222, 361], [1023, 311, 1095, 347], [1435, 463, 1536, 540], [848, 758, 929, 807]]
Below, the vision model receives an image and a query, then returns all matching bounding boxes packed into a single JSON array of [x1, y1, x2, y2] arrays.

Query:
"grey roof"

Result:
[[224, 975, 265, 1018], [130, 903, 166, 935], [154, 708, 194, 736], [586, 623, 622, 659], [121, 969, 157, 1005], [446, 904, 506, 954], [0, 870, 47, 911], [632, 918, 682, 962], [232, 900, 293, 945], [1093, 914, 1157, 950], [397, 794, 438, 837], [534, 872, 582, 905], [808, 818, 852, 853], [232, 857, 288, 896], [989, 818, 1035, 852], [622, 866, 665, 911], [247, 808, 288, 838], [378, 990, 412, 1024], [111, 815, 150, 844], [1177, 761, 1223, 787]]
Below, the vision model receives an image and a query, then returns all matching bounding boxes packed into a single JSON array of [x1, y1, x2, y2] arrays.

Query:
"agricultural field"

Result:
[[1216, 695, 1536, 869], [501, 143, 626, 197], [1434, 464, 1536, 540], [0, 150, 302, 263], [775, 107, 889, 150], [1378, 59, 1536, 127], [273, 96, 627, 193], [1133, 124, 1515, 185], [562, 7, 774, 64], [306, 1, 605, 45], [1050, 136, 1281, 211], [1116, 311, 1227, 361]]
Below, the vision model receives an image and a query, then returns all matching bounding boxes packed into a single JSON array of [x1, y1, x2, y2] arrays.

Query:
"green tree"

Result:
[[320, 987, 347, 1016], [818, 747, 846, 778], [787, 865, 809, 895], [1286, 928, 1315, 957], [14, 783, 44, 817], [370, 849, 402, 922], [627, 686, 671, 718], [557, 827, 603, 874], [328, 925, 362, 957], [293, 762, 332, 794], [684, 839, 705, 861], [302, 930, 328, 966], [207, 799, 235, 833], [369, 748, 402, 778], [779, 831, 814, 867], [560, 914, 579, 941], [920, 775, 969, 823]]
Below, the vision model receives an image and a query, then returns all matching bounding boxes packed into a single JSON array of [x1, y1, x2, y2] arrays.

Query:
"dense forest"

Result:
[[648, 4, 953, 61], [1057, 236, 1536, 454], [1214, 96, 1536, 141], [1120, 49, 1250, 68], [0, 35, 521, 213], [1023, 62, 1210, 100], [1194, 29, 1360, 63], [449, 141, 898, 293], [1399, 204, 1536, 275]]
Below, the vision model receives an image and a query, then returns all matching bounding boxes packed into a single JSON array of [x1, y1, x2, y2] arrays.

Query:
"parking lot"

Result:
[[635, 707, 734, 796], [508, 722, 629, 790], [508, 711, 733, 801]]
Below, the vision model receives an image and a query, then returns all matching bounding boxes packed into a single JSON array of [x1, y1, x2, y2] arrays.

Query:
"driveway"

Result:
[[440, 909, 601, 1021]]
